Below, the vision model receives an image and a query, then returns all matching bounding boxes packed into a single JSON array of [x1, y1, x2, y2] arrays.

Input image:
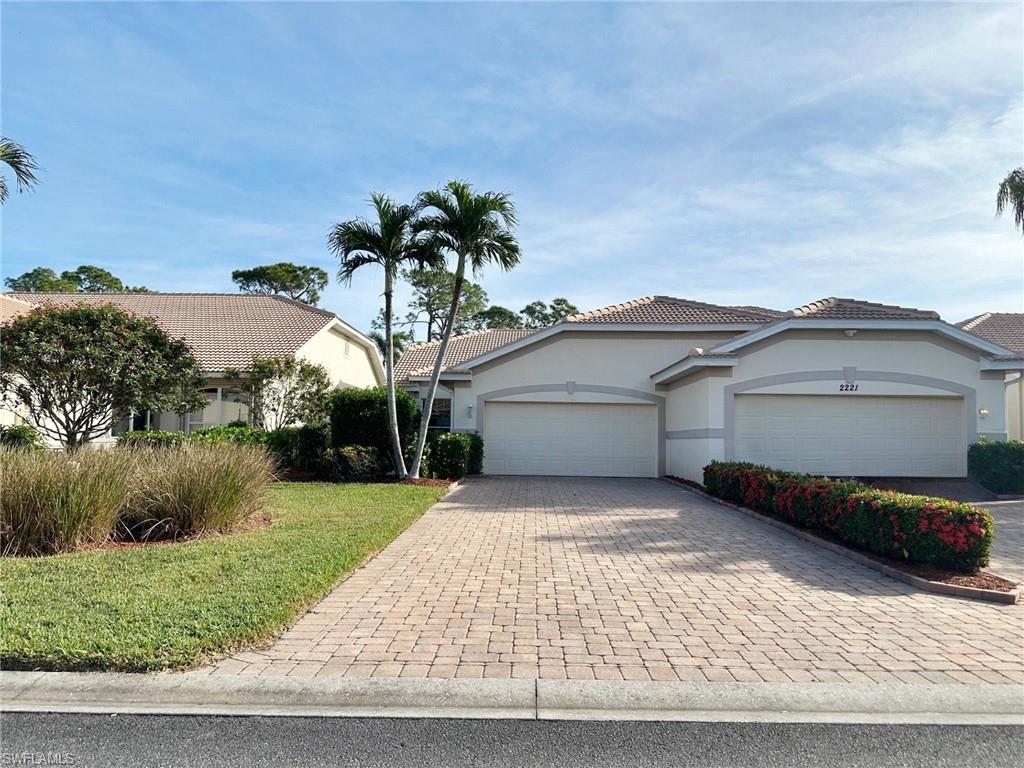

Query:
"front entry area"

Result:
[[733, 394, 966, 477], [483, 401, 657, 477]]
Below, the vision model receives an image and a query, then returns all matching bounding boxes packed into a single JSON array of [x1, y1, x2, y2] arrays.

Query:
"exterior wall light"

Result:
[[467, 404, 473, 418], [978, 408, 989, 418]]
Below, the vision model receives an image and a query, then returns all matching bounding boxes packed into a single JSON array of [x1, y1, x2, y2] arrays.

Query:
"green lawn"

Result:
[[0, 482, 445, 672]]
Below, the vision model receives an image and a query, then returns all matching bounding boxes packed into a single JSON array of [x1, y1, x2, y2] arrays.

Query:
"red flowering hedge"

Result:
[[703, 462, 993, 573]]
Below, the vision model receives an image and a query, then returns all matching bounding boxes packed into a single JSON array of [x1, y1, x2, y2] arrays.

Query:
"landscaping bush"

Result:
[[116, 430, 188, 448], [427, 433, 474, 480], [0, 448, 136, 556], [326, 445, 384, 482], [466, 432, 484, 475], [190, 424, 269, 445], [0, 424, 46, 452], [267, 425, 330, 477], [702, 462, 994, 573], [328, 387, 419, 473], [968, 440, 1024, 494], [119, 444, 274, 541]]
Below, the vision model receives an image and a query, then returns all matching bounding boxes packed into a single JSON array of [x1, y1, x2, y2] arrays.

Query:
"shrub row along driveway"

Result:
[[207, 477, 1023, 684]]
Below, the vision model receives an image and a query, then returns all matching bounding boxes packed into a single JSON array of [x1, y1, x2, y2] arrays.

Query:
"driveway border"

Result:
[[2, 672, 1021, 725], [660, 478, 1020, 605]]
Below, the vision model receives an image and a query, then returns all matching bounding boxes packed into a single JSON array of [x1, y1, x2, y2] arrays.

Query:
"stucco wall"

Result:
[[1007, 375, 1023, 441], [451, 331, 739, 432], [297, 323, 381, 388]]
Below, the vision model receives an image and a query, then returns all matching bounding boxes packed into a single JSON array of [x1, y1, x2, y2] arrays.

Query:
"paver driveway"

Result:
[[208, 477, 1023, 684], [984, 501, 1024, 584]]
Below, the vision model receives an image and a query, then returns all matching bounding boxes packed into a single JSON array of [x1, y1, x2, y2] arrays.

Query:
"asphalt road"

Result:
[[2, 713, 1022, 768]]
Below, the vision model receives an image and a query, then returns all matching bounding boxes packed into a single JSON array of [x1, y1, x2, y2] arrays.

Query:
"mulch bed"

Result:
[[93, 511, 273, 552], [664, 476, 1019, 593]]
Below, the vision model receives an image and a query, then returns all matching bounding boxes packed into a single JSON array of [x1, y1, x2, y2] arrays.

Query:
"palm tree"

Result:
[[408, 180, 520, 478], [996, 167, 1024, 235], [0, 138, 40, 204], [328, 194, 440, 479]]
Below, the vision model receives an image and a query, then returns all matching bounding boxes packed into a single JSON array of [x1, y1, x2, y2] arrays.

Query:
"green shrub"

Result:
[[0, 424, 46, 451], [427, 433, 473, 480], [969, 440, 1024, 494], [328, 387, 419, 473], [119, 444, 274, 541], [190, 424, 268, 445], [115, 430, 188, 448], [267, 425, 330, 477], [702, 461, 994, 573], [466, 432, 484, 475], [326, 445, 384, 482], [0, 448, 136, 556]]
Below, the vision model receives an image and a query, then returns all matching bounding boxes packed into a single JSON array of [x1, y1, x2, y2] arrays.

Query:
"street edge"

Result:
[[2, 673, 1022, 725]]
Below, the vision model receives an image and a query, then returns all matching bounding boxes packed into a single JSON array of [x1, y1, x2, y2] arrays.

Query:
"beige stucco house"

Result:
[[956, 312, 1024, 441], [398, 296, 1022, 483], [2, 292, 383, 444]]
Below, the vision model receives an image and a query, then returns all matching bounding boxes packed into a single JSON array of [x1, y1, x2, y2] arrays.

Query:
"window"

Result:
[[428, 398, 452, 430]]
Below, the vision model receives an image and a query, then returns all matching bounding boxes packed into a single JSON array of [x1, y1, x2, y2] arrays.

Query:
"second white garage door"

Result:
[[483, 401, 657, 477], [733, 394, 965, 477]]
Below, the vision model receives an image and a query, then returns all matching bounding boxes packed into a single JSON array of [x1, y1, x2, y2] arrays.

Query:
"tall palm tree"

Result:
[[996, 167, 1024, 235], [408, 180, 520, 478], [0, 138, 40, 204], [328, 194, 440, 479]]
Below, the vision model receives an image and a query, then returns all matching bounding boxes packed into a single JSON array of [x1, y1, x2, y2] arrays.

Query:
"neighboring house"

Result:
[[956, 312, 1024, 440], [1, 293, 383, 443], [397, 295, 1020, 482]]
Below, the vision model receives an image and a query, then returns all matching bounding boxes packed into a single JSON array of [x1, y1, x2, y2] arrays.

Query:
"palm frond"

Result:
[[996, 167, 1024, 235], [0, 138, 40, 204]]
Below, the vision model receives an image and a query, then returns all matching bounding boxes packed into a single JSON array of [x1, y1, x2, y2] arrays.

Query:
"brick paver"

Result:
[[207, 477, 1024, 683], [986, 502, 1024, 584]]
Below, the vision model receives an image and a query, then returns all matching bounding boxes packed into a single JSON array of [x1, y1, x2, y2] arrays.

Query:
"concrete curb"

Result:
[[2, 672, 1022, 725], [660, 478, 1021, 605]]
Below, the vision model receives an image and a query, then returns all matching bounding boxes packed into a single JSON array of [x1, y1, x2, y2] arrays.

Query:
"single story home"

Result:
[[1, 292, 383, 443], [398, 296, 1022, 483]]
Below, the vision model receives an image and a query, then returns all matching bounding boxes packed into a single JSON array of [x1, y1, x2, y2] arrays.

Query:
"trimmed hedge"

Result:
[[467, 433, 484, 475], [968, 440, 1024, 494], [116, 430, 188, 448], [191, 424, 269, 445], [327, 445, 384, 482], [328, 387, 419, 474], [267, 425, 330, 477], [427, 433, 472, 480], [703, 462, 994, 573]]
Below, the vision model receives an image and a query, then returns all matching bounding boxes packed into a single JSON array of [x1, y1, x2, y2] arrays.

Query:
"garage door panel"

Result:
[[734, 395, 964, 477], [484, 401, 657, 477]]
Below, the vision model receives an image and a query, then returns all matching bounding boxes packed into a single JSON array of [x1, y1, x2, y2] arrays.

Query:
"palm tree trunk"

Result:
[[409, 252, 465, 478], [384, 272, 408, 479]]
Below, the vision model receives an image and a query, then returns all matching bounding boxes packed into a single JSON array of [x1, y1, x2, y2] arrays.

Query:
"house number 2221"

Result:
[[839, 384, 859, 392]]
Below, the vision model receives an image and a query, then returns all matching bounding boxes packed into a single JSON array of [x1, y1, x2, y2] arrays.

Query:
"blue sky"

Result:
[[2, 1, 1022, 333]]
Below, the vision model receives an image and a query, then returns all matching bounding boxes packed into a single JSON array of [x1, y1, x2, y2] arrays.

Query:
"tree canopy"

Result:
[[231, 262, 329, 305], [4, 265, 147, 292], [224, 355, 331, 431], [0, 304, 205, 449], [401, 267, 489, 341], [519, 298, 579, 328], [472, 305, 521, 329]]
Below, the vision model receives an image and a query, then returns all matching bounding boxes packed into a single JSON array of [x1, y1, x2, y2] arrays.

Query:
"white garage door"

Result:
[[484, 402, 657, 477], [734, 394, 965, 477]]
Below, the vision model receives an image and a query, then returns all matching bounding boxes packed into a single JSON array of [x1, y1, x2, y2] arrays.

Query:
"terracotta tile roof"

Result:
[[788, 297, 940, 320], [395, 328, 537, 382], [956, 312, 1024, 354], [0, 294, 34, 324], [559, 296, 779, 325], [5, 292, 338, 371]]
